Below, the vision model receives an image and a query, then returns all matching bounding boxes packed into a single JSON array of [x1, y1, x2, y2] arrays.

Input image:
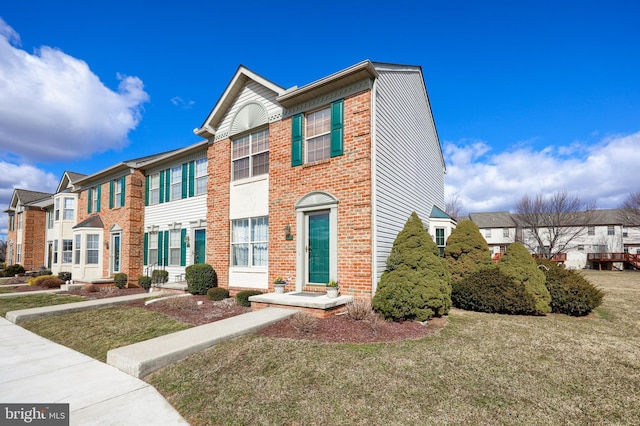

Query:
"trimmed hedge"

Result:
[[3, 264, 25, 277], [58, 271, 72, 282], [186, 264, 218, 295], [39, 277, 65, 289], [138, 276, 152, 290], [207, 287, 230, 301], [499, 242, 551, 314], [152, 270, 169, 284], [536, 258, 604, 316], [443, 219, 493, 284], [114, 273, 128, 289], [372, 212, 451, 322], [236, 290, 263, 307], [452, 266, 538, 315]]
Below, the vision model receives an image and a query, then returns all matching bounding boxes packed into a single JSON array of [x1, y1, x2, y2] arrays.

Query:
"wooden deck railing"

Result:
[[587, 253, 640, 267]]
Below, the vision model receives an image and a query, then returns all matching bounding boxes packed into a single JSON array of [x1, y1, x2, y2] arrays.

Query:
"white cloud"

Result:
[[0, 161, 57, 237], [170, 96, 195, 109], [444, 131, 640, 214], [0, 18, 149, 162]]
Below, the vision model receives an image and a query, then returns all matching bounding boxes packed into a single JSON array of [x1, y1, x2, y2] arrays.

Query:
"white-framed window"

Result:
[[503, 228, 510, 238], [16, 244, 22, 264], [86, 234, 99, 264], [232, 129, 269, 181], [169, 229, 181, 266], [484, 228, 491, 238], [47, 210, 54, 229], [148, 233, 159, 265], [74, 235, 81, 264], [53, 240, 59, 264], [305, 106, 331, 162], [114, 178, 123, 208], [577, 245, 584, 251], [62, 239, 73, 264], [148, 173, 160, 205], [195, 158, 208, 195], [607, 225, 615, 236], [17, 213, 23, 230], [231, 216, 268, 267], [623, 227, 629, 237], [588, 226, 595, 236], [170, 166, 182, 201], [63, 197, 74, 220], [55, 198, 60, 221], [435, 228, 445, 256]]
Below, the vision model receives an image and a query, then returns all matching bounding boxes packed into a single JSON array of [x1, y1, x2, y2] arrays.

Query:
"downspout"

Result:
[[370, 76, 379, 297]]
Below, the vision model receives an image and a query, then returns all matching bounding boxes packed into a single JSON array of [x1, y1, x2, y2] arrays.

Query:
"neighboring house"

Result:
[[4, 60, 447, 298], [196, 60, 446, 297], [428, 205, 457, 256], [46, 171, 86, 275], [5, 189, 53, 270], [467, 209, 640, 270]]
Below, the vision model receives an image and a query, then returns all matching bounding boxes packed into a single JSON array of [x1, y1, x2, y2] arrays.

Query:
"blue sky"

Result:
[[1, 0, 639, 237]]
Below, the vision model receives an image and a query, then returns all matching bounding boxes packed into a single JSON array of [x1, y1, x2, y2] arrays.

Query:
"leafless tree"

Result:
[[514, 191, 597, 258], [0, 239, 6, 263], [445, 192, 464, 221], [620, 190, 640, 227]]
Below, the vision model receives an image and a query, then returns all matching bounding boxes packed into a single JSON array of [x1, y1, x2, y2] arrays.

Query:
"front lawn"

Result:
[[147, 270, 640, 425], [22, 306, 193, 362]]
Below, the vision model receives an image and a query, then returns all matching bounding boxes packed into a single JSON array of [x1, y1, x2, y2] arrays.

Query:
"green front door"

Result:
[[194, 229, 206, 264], [308, 212, 330, 284]]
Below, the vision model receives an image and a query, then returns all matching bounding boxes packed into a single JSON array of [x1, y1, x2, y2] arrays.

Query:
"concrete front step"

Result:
[[5, 292, 164, 324], [107, 307, 298, 378]]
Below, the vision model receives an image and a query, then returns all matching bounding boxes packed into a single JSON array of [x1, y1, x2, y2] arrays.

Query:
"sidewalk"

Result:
[[0, 317, 188, 425]]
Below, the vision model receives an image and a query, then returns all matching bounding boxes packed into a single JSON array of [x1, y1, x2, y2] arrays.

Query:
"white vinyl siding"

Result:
[[372, 66, 445, 287]]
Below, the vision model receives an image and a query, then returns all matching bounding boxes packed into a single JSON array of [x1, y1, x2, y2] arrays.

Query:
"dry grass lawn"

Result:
[[148, 270, 640, 425]]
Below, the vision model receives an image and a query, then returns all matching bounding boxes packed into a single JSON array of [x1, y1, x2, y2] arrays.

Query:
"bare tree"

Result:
[[445, 192, 464, 221], [514, 191, 597, 258], [0, 239, 6, 263], [620, 190, 640, 227]]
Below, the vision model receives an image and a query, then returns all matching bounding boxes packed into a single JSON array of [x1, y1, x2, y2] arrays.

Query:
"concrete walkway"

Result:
[[108, 307, 298, 378], [5, 292, 162, 324], [0, 317, 188, 425]]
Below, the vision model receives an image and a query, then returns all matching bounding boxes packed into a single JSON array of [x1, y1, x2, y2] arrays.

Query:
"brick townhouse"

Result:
[[5, 60, 449, 298]]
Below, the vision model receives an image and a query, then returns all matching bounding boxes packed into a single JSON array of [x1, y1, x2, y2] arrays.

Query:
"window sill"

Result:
[[302, 158, 331, 169], [231, 174, 268, 187]]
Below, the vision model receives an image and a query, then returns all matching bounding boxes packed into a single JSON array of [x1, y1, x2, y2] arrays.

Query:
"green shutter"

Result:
[[330, 99, 344, 157], [165, 169, 171, 202], [87, 188, 93, 214], [109, 181, 114, 209], [96, 185, 101, 212], [188, 161, 195, 197], [143, 233, 148, 266], [181, 163, 188, 199], [163, 230, 169, 266], [144, 176, 149, 206], [180, 228, 187, 266], [157, 231, 163, 265], [159, 171, 165, 203], [291, 113, 303, 166], [120, 176, 126, 207]]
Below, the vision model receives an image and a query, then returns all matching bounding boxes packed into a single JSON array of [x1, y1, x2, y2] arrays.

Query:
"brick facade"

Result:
[[21, 209, 47, 270]]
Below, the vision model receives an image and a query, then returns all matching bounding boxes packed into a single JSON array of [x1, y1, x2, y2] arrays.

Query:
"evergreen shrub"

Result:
[[499, 242, 551, 314], [452, 266, 538, 314], [186, 264, 218, 295], [372, 212, 451, 322], [536, 258, 604, 316], [152, 270, 169, 284], [236, 290, 262, 307], [37, 268, 53, 277], [4, 264, 25, 277], [113, 273, 128, 289], [443, 219, 493, 285], [58, 271, 72, 282], [138, 276, 152, 290], [207, 287, 230, 301]]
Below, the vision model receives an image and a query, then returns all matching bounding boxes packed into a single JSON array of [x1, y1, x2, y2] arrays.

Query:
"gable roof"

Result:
[[430, 205, 452, 219], [468, 212, 517, 228], [195, 66, 286, 138], [56, 171, 88, 193], [73, 215, 104, 229], [6, 189, 54, 211]]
